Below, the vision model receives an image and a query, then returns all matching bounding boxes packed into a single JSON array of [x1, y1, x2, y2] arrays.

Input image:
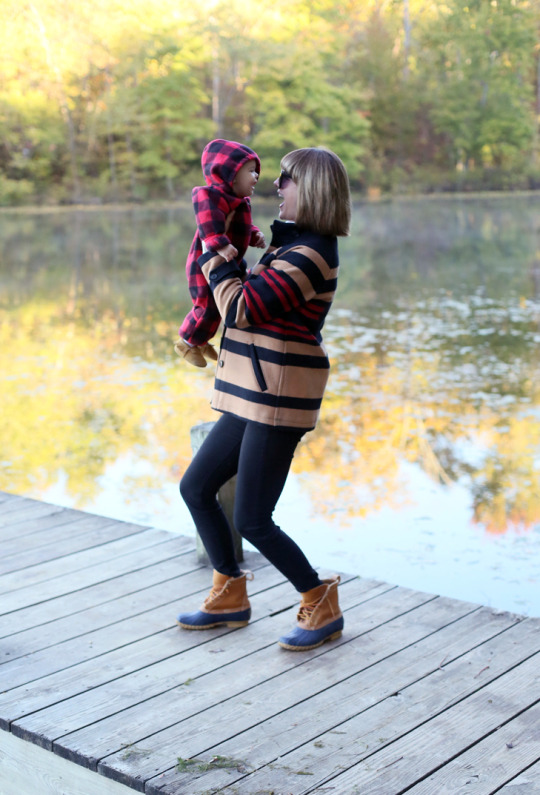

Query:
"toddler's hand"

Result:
[[252, 231, 266, 249], [216, 243, 238, 262]]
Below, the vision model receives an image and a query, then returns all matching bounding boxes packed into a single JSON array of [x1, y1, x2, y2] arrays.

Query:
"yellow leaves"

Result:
[[2, 269, 540, 534], [288, 325, 540, 532], [146, 59, 171, 79], [153, 321, 171, 336], [470, 413, 540, 533], [0, 311, 214, 503]]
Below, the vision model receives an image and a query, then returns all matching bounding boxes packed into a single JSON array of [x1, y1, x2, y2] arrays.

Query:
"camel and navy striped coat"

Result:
[[199, 222, 339, 431]]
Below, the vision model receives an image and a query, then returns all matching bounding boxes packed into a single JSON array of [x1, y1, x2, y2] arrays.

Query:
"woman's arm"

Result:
[[199, 240, 336, 330]]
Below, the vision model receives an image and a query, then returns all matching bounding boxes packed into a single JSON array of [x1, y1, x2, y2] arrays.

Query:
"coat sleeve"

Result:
[[200, 244, 335, 329], [192, 187, 231, 252]]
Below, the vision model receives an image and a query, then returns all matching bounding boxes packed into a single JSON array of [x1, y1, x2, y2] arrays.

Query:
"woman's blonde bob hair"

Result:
[[280, 147, 351, 237]]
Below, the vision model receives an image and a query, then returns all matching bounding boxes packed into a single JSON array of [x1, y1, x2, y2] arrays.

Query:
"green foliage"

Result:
[[0, 0, 538, 202], [0, 177, 35, 206], [421, 0, 535, 169]]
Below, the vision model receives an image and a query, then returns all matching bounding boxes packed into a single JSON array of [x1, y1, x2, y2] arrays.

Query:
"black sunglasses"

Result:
[[277, 170, 292, 188]]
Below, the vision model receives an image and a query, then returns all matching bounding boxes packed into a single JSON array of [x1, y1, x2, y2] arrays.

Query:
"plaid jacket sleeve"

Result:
[[192, 187, 231, 252], [249, 225, 262, 245]]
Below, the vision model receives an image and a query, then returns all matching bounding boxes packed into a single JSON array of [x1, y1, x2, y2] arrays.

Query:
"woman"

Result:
[[177, 147, 351, 651]]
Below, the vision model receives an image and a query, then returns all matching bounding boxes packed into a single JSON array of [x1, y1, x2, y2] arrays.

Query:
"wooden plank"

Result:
[[0, 729, 136, 795], [0, 518, 149, 576], [0, 491, 21, 503], [0, 501, 68, 537], [1, 496, 537, 795], [1, 556, 207, 664], [9, 572, 366, 747], [0, 547, 201, 639], [0, 562, 285, 727], [404, 702, 540, 794], [301, 651, 540, 794], [0, 493, 43, 513], [0, 512, 136, 560], [0, 559, 260, 694], [0, 533, 194, 613], [90, 587, 448, 789], [182, 614, 538, 795], [146, 607, 528, 795], [0, 525, 168, 595], [0, 495, 66, 521], [497, 761, 540, 793], [0, 506, 100, 544]]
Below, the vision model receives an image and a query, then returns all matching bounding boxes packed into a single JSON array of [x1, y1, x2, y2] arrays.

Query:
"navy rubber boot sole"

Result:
[[278, 615, 344, 651], [176, 607, 251, 630]]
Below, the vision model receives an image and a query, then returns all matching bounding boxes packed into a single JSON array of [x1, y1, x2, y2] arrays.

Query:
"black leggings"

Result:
[[180, 413, 321, 592]]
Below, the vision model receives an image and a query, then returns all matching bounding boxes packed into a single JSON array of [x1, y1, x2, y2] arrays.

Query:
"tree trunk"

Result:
[[29, 3, 81, 202], [212, 41, 224, 137], [403, 0, 411, 78], [106, 69, 118, 198], [534, 47, 540, 166]]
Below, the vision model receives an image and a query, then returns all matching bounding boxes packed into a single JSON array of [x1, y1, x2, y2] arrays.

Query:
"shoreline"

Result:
[[2, 188, 540, 215]]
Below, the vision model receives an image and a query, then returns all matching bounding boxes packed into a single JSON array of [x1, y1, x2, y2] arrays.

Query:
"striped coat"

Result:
[[200, 226, 339, 430]]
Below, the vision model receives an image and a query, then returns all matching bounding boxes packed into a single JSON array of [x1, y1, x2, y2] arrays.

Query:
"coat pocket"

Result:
[[249, 344, 268, 392]]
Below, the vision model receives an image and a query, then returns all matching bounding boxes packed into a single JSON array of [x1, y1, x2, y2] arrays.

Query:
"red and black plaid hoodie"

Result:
[[179, 139, 262, 346]]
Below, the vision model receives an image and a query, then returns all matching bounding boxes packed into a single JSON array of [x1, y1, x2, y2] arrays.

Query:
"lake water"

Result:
[[1, 195, 539, 616]]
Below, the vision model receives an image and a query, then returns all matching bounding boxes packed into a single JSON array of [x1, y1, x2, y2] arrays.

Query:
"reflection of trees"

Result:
[[1, 202, 540, 534], [2, 294, 539, 533], [0, 311, 215, 504], [295, 301, 540, 533], [471, 415, 540, 534], [0, 207, 216, 503]]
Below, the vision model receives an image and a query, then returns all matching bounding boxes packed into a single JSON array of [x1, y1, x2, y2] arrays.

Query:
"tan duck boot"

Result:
[[177, 569, 253, 629], [278, 575, 344, 651], [173, 337, 207, 368]]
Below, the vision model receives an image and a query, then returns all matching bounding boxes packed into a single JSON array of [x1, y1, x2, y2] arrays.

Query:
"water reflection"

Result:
[[1, 197, 539, 614]]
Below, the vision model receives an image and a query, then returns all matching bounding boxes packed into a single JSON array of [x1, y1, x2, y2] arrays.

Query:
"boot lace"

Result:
[[297, 602, 318, 623], [203, 571, 252, 608], [204, 584, 229, 607]]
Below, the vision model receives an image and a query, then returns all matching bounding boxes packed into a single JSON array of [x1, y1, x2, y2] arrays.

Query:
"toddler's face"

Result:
[[233, 160, 259, 197]]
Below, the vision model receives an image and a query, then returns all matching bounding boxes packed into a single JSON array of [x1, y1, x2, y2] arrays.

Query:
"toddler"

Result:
[[174, 139, 265, 367]]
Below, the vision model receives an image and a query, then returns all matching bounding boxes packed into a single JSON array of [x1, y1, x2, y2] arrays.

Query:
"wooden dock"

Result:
[[0, 490, 539, 795]]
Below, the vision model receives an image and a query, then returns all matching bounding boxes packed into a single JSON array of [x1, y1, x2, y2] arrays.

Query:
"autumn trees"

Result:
[[0, 0, 538, 204]]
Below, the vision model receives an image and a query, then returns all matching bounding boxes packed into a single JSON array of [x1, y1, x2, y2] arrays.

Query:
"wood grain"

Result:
[[1, 492, 539, 795]]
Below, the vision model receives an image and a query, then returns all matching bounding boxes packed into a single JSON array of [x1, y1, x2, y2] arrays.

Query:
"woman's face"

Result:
[[274, 171, 297, 222]]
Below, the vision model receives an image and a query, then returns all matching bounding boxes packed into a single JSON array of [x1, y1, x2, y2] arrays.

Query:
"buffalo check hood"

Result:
[[201, 139, 261, 193]]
